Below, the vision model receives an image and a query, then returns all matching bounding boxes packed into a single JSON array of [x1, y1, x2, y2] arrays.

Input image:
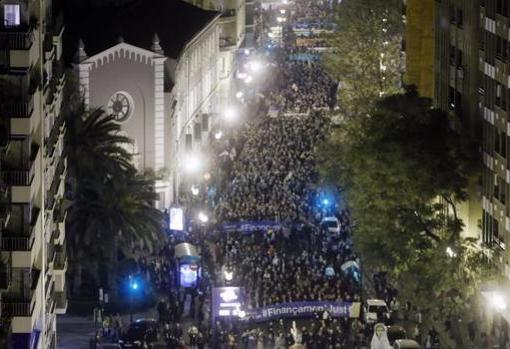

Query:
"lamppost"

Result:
[[128, 275, 140, 323]]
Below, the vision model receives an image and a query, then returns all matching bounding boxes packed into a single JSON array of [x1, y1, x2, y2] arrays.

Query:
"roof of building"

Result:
[[63, 0, 219, 63]]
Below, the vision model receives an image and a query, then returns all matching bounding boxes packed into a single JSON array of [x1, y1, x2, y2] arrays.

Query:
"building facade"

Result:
[[0, 0, 68, 348], [71, 0, 221, 208], [433, 0, 483, 244]]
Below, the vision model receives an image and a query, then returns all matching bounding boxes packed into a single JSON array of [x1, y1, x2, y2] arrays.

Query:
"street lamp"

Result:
[[191, 184, 200, 196], [198, 211, 209, 224], [182, 152, 204, 174], [489, 292, 507, 311], [223, 106, 239, 123], [128, 275, 141, 323]]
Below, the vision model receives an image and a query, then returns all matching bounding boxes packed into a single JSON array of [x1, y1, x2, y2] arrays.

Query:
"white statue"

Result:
[[371, 323, 391, 349], [290, 321, 306, 349]]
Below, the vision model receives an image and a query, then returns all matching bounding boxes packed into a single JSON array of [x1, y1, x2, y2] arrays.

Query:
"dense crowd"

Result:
[[215, 209, 360, 309], [268, 61, 337, 113], [216, 112, 327, 222]]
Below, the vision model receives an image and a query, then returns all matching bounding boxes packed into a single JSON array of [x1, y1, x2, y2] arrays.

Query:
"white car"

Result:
[[321, 216, 340, 235], [364, 299, 390, 324]]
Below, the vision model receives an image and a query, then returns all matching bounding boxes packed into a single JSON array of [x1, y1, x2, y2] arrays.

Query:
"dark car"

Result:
[[387, 325, 407, 345], [118, 319, 159, 349]]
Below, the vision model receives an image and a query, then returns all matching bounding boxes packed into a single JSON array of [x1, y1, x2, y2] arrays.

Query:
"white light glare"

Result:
[[280, 9, 286, 14], [214, 130, 223, 140], [445, 246, 457, 258], [236, 91, 244, 99], [198, 211, 209, 223], [183, 153, 203, 174], [224, 106, 238, 122], [490, 293, 507, 311], [244, 75, 253, 84], [249, 60, 263, 73], [191, 184, 200, 196], [224, 270, 234, 281]]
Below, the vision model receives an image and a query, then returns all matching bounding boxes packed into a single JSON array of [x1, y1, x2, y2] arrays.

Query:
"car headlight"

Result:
[[118, 340, 124, 344]]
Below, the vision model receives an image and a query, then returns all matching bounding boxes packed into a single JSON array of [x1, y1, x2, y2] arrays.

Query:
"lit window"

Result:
[[3, 4, 20, 27]]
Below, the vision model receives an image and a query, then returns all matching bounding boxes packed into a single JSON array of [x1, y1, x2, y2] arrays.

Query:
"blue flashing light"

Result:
[[322, 199, 330, 206], [131, 282, 139, 291]]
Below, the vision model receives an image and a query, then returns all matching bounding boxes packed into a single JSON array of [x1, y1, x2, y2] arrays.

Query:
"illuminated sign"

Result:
[[170, 207, 184, 231], [212, 287, 245, 321], [180, 263, 199, 288]]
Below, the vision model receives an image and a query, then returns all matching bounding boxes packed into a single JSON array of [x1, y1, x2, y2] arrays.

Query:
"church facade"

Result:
[[69, 0, 222, 208]]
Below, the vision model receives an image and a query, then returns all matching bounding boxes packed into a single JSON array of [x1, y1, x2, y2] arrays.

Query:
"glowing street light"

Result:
[[223, 106, 239, 122], [198, 211, 209, 224], [244, 75, 253, 84], [182, 152, 204, 174], [280, 9, 286, 14], [214, 130, 223, 140], [276, 16, 286, 23], [191, 184, 200, 196], [236, 91, 244, 99], [248, 60, 264, 73], [489, 292, 507, 311]]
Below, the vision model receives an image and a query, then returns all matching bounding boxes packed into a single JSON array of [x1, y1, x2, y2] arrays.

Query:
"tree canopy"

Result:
[[319, 87, 489, 323], [323, 0, 404, 118]]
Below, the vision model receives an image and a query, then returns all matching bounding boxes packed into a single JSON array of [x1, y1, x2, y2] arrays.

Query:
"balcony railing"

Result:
[[0, 170, 32, 186], [1, 207, 39, 251], [0, 263, 11, 290], [1, 269, 40, 317], [54, 244, 66, 270], [55, 287, 67, 310], [0, 94, 34, 118], [0, 26, 34, 50], [45, 156, 65, 209]]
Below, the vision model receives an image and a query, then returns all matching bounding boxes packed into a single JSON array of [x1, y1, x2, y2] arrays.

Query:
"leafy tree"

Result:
[[323, 0, 404, 118], [63, 74, 163, 296], [319, 87, 491, 334]]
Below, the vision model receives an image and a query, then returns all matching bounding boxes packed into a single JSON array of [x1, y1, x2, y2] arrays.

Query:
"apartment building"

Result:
[[432, 0, 484, 246], [0, 0, 67, 347]]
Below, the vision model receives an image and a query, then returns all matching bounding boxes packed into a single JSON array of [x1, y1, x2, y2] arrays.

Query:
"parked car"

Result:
[[363, 299, 391, 324], [118, 319, 159, 349], [321, 216, 340, 235], [387, 325, 407, 345], [393, 339, 421, 349]]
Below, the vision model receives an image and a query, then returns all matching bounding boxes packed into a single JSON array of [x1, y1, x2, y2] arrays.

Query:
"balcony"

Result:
[[53, 244, 67, 271], [0, 26, 34, 50], [0, 261, 11, 290], [0, 207, 39, 251], [55, 285, 67, 314], [1, 269, 40, 317], [0, 94, 34, 118], [45, 156, 65, 210]]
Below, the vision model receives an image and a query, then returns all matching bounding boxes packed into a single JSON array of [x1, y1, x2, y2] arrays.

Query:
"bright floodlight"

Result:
[[282, 0, 288, 4], [236, 91, 244, 99], [280, 9, 286, 14], [244, 49, 250, 55], [322, 199, 330, 206], [224, 270, 234, 281], [214, 130, 223, 140], [183, 153, 203, 174], [238, 310, 246, 318], [237, 72, 247, 80], [490, 292, 507, 311], [130, 281, 139, 291], [198, 211, 209, 223], [244, 75, 253, 84], [224, 106, 238, 122], [277, 17, 284, 23]]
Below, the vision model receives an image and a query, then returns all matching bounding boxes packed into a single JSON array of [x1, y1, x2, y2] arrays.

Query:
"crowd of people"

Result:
[[215, 209, 360, 309], [216, 112, 328, 222]]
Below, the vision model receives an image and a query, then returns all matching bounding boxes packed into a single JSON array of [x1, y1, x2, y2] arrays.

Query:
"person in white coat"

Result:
[[371, 323, 391, 349]]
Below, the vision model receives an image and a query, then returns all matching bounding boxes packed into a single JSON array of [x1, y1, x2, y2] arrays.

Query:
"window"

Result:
[[496, 83, 507, 110], [193, 122, 202, 142], [457, 8, 463, 27], [456, 48, 463, 67], [449, 44, 456, 65], [496, 36, 507, 61], [497, 0, 508, 16], [185, 134, 193, 152], [495, 128, 507, 158], [3, 4, 20, 27], [494, 175, 507, 204], [449, 5, 455, 23]]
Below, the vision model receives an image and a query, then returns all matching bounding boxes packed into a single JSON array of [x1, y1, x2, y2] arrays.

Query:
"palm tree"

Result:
[[65, 106, 164, 297]]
